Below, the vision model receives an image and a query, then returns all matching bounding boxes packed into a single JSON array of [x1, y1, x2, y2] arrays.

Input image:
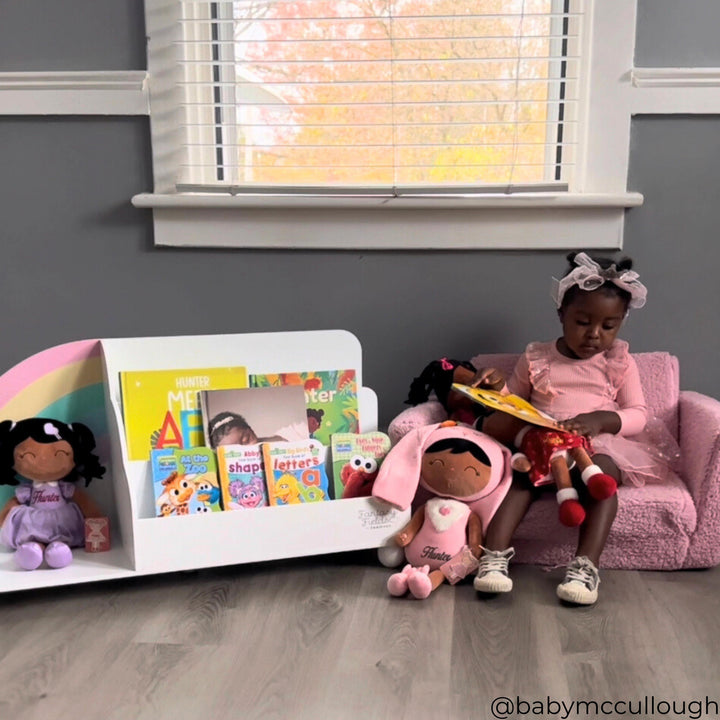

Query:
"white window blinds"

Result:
[[177, 0, 584, 194]]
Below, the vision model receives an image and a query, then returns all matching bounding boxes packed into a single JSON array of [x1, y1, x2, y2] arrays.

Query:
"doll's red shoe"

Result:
[[556, 488, 586, 527], [407, 565, 433, 599], [558, 499, 586, 527], [387, 564, 414, 596], [582, 466, 618, 500]]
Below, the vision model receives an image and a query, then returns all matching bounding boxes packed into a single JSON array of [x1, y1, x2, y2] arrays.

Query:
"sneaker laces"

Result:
[[478, 547, 515, 574], [563, 556, 599, 589]]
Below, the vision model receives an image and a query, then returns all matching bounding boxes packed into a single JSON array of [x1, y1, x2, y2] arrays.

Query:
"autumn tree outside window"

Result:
[[178, 0, 581, 195]]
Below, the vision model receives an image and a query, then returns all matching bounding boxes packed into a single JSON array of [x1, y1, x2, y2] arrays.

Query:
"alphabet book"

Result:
[[120, 366, 248, 461]]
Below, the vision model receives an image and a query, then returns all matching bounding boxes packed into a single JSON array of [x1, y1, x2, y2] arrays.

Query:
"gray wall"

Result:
[[1, 1, 719, 430]]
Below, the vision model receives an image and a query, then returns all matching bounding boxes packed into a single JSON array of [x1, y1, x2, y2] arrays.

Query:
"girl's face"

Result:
[[13, 438, 75, 483], [558, 290, 627, 359]]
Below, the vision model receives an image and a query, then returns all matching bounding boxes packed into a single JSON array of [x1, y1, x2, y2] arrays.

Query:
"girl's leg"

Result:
[[474, 474, 537, 593], [575, 454, 620, 565], [557, 454, 620, 605], [483, 474, 537, 551]]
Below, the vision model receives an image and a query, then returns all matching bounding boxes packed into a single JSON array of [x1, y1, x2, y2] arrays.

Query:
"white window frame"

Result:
[[134, 0, 643, 249]]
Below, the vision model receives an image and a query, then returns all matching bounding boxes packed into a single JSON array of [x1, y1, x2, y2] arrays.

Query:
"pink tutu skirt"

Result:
[[591, 418, 681, 487]]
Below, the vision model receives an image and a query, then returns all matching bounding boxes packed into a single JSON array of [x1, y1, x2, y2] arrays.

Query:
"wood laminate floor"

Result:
[[1, 552, 719, 720]]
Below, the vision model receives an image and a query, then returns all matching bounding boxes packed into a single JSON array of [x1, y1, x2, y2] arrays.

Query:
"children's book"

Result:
[[150, 447, 221, 517], [216, 444, 268, 510], [249, 369, 359, 446], [450, 384, 562, 430], [262, 439, 330, 505], [330, 432, 391, 499], [200, 385, 309, 449], [120, 366, 248, 461]]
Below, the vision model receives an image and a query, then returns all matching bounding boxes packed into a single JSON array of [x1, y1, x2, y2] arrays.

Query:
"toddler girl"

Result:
[[474, 251, 675, 605]]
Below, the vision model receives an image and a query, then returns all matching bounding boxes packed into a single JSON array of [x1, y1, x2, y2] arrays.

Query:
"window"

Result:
[[137, 0, 642, 249], [179, 0, 579, 193]]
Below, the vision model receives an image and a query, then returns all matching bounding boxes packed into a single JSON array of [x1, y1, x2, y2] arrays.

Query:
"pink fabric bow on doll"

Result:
[[372, 421, 512, 599]]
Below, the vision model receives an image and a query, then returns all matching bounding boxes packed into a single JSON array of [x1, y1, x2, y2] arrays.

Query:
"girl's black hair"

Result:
[[207, 411, 253, 447], [560, 251, 634, 312], [425, 438, 490, 466], [0, 418, 105, 487], [405, 358, 477, 409]]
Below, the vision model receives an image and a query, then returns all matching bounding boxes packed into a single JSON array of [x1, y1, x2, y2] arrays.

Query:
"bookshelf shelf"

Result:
[[0, 330, 408, 594]]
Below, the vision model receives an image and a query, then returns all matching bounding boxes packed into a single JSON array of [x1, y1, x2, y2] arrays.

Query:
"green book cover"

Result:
[[249, 369, 359, 446]]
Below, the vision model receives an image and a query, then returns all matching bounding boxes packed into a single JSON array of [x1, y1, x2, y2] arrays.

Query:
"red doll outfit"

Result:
[[517, 426, 591, 486], [507, 340, 679, 486]]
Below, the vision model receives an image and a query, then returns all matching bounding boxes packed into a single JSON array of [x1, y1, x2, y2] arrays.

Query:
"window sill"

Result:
[[133, 191, 642, 211], [132, 192, 644, 250]]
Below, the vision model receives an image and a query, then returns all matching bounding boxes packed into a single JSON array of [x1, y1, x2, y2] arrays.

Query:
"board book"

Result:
[[249, 369, 359, 446], [262, 439, 330, 505], [120, 366, 248, 461], [330, 432, 391, 499], [216, 444, 268, 510], [450, 384, 562, 430], [150, 447, 221, 517], [200, 385, 309, 449]]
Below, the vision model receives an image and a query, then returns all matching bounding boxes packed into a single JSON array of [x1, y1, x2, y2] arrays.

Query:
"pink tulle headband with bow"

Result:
[[551, 252, 647, 309]]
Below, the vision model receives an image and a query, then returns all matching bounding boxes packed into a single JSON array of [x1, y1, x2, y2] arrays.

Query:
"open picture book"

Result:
[[451, 384, 562, 430]]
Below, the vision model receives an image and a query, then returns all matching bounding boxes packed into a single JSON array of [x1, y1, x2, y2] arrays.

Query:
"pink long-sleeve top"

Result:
[[506, 340, 647, 436]]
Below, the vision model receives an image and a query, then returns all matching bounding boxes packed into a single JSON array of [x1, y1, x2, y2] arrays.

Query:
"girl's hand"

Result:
[[469, 367, 506, 391], [560, 411, 621, 438]]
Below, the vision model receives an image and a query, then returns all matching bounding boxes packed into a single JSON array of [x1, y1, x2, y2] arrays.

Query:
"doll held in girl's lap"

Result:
[[471, 251, 677, 605], [0, 418, 106, 571]]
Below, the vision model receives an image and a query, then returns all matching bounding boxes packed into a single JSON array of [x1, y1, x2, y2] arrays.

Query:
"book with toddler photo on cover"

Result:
[[200, 385, 310, 450]]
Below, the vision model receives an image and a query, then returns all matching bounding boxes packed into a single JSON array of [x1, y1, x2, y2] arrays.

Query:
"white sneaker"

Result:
[[556, 556, 600, 605], [473, 547, 515, 593]]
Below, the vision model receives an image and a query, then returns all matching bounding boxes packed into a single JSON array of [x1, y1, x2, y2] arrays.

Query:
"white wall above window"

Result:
[[135, 0, 642, 249]]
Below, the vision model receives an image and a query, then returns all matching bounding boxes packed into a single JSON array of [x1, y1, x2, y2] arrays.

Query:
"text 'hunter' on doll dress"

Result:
[[0, 481, 85, 549]]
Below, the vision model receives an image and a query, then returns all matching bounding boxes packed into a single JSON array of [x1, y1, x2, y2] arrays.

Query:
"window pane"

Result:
[[180, 0, 581, 190]]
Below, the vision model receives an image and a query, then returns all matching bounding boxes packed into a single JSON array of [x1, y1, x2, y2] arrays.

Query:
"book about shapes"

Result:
[[200, 385, 309, 449], [262, 439, 330, 506], [151, 447, 221, 517], [330, 432, 391, 500], [450, 384, 562, 430], [249, 370, 359, 446], [216, 444, 268, 510], [120, 366, 248, 461]]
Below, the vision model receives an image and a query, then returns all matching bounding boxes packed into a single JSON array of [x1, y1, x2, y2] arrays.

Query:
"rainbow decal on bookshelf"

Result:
[[0, 339, 108, 505]]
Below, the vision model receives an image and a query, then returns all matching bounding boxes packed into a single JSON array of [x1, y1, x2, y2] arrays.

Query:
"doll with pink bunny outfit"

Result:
[[371, 422, 512, 599]]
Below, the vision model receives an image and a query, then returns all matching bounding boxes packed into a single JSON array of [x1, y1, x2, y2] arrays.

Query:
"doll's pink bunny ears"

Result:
[[551, 252, 647, 309]]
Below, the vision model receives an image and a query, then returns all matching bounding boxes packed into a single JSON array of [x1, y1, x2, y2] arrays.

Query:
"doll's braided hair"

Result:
[[405, 358, 477, 410], [0, 418, 105, 487]]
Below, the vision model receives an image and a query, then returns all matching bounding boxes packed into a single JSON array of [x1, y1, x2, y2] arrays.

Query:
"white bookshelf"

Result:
[[0, 330, 408, 593]]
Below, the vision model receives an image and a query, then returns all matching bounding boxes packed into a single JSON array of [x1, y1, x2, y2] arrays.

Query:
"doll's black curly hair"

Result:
[[405, 358, 477, 410], [0, 418, 105, 487]]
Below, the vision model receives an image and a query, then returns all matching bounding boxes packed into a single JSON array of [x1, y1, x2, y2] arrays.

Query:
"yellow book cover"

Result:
[[120, 366, 248, 461], [450, 384, 562, 430]]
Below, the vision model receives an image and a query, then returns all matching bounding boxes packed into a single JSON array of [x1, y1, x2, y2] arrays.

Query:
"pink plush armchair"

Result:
[[387, 352, 720, 570]]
